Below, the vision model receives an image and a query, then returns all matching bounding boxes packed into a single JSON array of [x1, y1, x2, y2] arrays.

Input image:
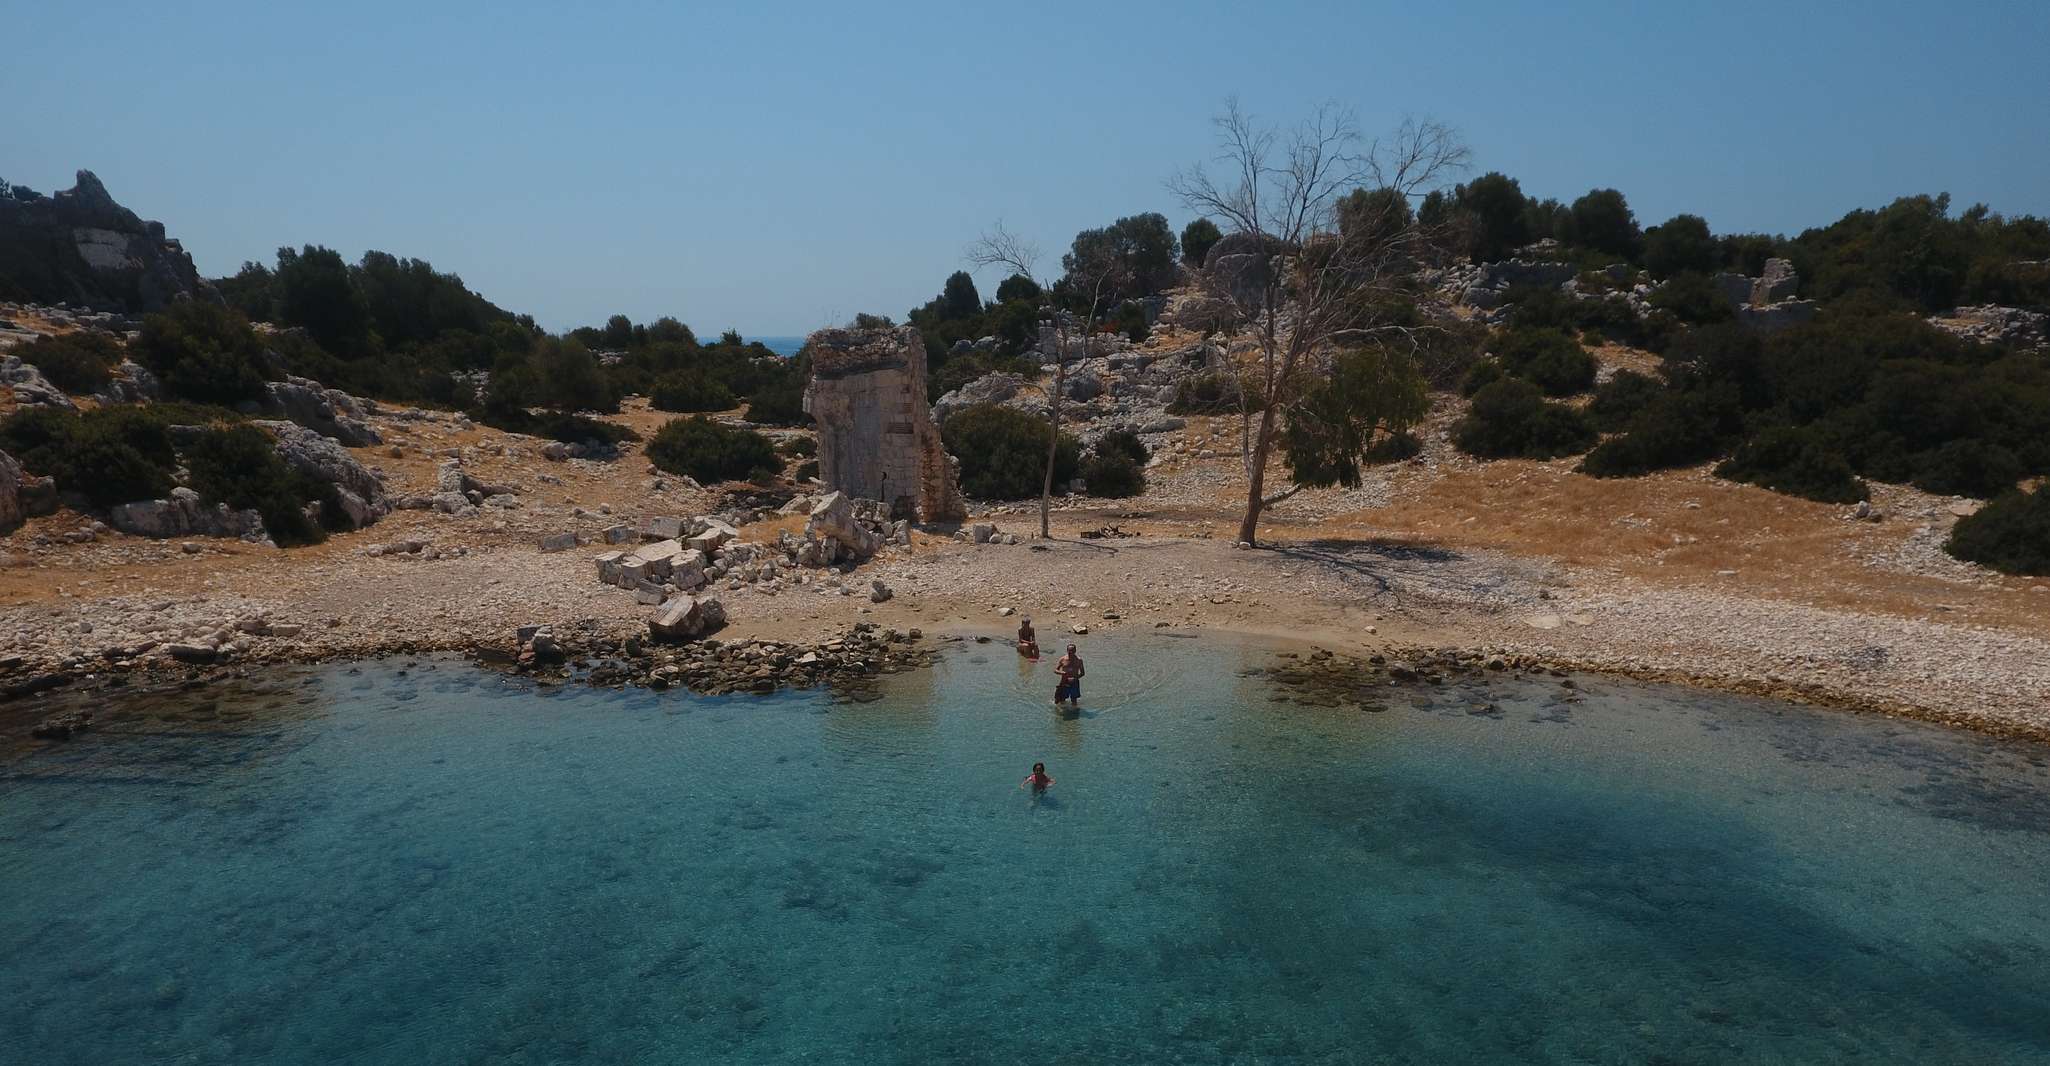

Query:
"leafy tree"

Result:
[[1585, 369, 1664, 432], [1649, 272, 1737, 325], [941, 404, 1080, 501], [939, 271, 982, 319], [133, 301, 276, 405], [647, 316, 697, 346], [995, 273, 1042, 305], [1452, 172, 1530, 262], [1180, 218, 1223, 266], [646, 416, 781, 483], [1559, 188, 1641, 258], [1062, 212, 1179, 302], [524, 336, 619, 413], [274, 245, 375, 354], [1279, 346, 1430, 490], [1643, 214, 1720, 279], [1946, 487, 2050, 575], [650, 371, 737, 412], [1337, 188, 1414, 247], [1171, 104, 1468, 543]]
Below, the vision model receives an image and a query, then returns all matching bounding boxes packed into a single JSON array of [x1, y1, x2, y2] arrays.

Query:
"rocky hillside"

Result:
[[0, 171, 220, 312]]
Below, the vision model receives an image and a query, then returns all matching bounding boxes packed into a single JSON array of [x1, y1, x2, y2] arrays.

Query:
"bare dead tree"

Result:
[[967, 223, 1128, 539], [1168, 100, 1469, 545]]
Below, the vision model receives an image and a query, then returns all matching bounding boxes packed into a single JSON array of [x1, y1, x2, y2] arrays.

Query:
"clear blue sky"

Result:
[[6, 0, 2045, 337]]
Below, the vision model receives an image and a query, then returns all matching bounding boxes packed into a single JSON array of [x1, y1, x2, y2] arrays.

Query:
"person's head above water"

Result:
[[1032, 762, 1045, 775]]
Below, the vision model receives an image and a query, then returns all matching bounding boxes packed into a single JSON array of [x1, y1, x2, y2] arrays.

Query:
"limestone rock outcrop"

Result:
[[0, 171, 222, 312], [253, 420, 391, 530], [0, 450, 23, 533], [109, 488, 265, 540], [244, 375, 382, 446], [802, 325, 964, 521]]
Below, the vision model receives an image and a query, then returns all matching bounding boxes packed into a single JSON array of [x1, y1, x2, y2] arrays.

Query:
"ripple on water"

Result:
[[3, 638, 2050, 1063]]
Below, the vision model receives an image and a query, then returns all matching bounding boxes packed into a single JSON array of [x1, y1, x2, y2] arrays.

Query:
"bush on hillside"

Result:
[[1945, 487, 2050, 575], [1579, 389, 1735, 477], [1365, 430, 1423, 463], [133, 301, 276, 405], [646, 416, 782, 484], [1910, 439, 2025, 499], [1493, 328, 1596, 396], [1167, 370, 1252, 415], [12, 332, 123, 394], [1080, 430, 1150, 498], [1648, 272, 1736, 325], [0, 405, 186, 507], [1453, 379, 1596, 459], [650, 371, 737, 413], [1460, 358, 1505, 397], [942, 404, 1080, 500], [183, 423, 334, 546], [1714, 426, 1867, 503], [1585, 369, 1663, 432]]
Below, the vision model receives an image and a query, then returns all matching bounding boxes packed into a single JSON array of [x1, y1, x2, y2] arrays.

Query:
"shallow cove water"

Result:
[[5, 636, 2050, 1064]]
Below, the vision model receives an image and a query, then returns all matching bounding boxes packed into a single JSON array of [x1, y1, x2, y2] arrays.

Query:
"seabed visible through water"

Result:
[[5, 633, 2050, 1064]]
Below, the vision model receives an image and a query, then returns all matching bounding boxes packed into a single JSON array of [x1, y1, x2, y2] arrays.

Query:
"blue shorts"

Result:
[[1055, 678, 1081, 702]]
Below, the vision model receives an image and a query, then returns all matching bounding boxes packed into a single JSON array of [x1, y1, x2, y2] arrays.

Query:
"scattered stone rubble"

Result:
[[1927, 305, 2047, 350], [520, 620, 936, 698]]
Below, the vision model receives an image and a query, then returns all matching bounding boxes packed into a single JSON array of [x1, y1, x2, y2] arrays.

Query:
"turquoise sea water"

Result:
[[5, 636, 2050, 1064]]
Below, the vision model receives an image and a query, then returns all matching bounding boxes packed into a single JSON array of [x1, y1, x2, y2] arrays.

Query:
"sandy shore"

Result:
[[3, 396, 2048, 743]]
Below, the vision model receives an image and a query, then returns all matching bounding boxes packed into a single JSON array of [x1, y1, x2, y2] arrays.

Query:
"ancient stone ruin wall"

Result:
[[801, 325, 964, 522]]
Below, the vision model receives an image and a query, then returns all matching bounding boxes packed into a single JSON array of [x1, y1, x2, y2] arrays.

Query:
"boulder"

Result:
[[648, 594, 726, 643], [805, 491, 880, 558], [0, 451, 21, 533], [539, 532, 578, 553], [932, 372, 1027, 424], [1064, 371, 1105, 402], [109, 488, 265, 540], [0, 355, 76, 409], [641, 516, 686, 540], [92, 359, 161, 405], [254, 420, 390, 529], [245, 376, 381, 446]]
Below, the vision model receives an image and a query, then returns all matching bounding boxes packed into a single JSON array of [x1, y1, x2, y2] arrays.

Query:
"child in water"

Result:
[[1022, 762, 1054, 790]]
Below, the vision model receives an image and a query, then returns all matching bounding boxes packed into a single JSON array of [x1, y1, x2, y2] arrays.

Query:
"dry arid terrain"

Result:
[[4, 363, 2049, 742]]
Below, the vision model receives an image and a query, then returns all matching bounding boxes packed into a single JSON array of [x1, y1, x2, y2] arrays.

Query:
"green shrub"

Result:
[[0, 406, 190, 507], [183, 424, 331, 546], [777, 435, 817, 458], [1715, 426, 1867, 503], [1586, 369, 1663, 432], [1493, 328, 1596, 396], [1167, 371, 1249, 414], [1579, 390, 1733, 477], [942, 404, 1081, 500], [1648, 272, 1736, 325], [1181, 218, 1222, 266], [1081, 451, 1145, 498], [1945, 488, 2050, 575], [647, 417, 782, 484], [133, 301, 276, 405], [1910, 439, 2024, 499], [650, 371, 736, 413], [744, 372, 808, 426], [12, 332, 122, 394], [1460, 358, 1505, 397], [1080, 431, 1149, 498], [1365, 431, 1423, 463], [1093, 429, 1150, 466], [1453, 379, 1596, 459]]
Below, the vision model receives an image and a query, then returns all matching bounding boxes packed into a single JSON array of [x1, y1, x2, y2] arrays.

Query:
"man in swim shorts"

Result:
[[1053, 644, 1084, 707]]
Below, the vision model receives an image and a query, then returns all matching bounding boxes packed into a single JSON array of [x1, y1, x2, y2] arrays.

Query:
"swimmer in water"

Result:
[[1053, 644, 1084, 708], [1022, 762, 1054, 790], [1016, 617, 1039, 658]]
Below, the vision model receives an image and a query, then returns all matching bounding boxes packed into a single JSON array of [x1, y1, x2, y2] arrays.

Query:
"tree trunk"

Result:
[[1040, 335, 1063, 539], [1237, 404, 1278, 545]]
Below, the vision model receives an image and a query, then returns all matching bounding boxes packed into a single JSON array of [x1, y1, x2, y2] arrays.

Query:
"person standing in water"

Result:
[[1022, 762, 1054, 791], [1016, 617, 1038, 658], [1053, 644, 1084, 708]]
